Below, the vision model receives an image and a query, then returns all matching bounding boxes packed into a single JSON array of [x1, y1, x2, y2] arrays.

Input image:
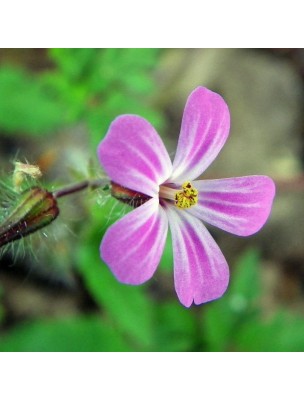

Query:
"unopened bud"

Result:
[[111, 181, 150, 208], [0, 187, 59, 248]]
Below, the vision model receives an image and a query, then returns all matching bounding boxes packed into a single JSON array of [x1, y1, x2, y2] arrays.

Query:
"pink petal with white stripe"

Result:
[[188, 176, 276, 236], [170, 87, 230, 183], [100, 198, 168, 285], [166, 205, 229, 307], [98, 115, 172, 198]]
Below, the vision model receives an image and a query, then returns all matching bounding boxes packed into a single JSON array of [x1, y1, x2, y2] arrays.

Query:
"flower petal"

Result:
[[166, 205, 229, 307], [100, 198, 168, 285], [98, 115, 172, 197], [188, 176, 276, 236], [170, 87, 230, 183]]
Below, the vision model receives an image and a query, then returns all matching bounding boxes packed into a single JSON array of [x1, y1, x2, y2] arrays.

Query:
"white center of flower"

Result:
[[159, 181, 198, 209]]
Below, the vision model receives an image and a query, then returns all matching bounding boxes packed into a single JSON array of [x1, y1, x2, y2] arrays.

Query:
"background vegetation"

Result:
[[0, 48, 303, 351]]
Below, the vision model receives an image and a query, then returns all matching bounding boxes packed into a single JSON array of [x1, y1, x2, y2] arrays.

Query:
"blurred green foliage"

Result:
[[3, 245, 304, 351], [0, 316, 131, 351], [0, 49, 163, 146], [203, 249, 304, 352], [0, 67, 64, 135], [44, 48, 164, 146]]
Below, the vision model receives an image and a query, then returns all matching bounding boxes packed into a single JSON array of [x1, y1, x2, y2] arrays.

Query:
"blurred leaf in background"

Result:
[[154, 301, 198, 351], [236, 311, 304, 352], [42, 48, 164, 146], [0, 316, 131, 351], [203, 248, 304, 351], [3, 242, 304, 351], [0, 49, 164, 145], [0, 67, 64, 135], [203, 249, 261, 351]]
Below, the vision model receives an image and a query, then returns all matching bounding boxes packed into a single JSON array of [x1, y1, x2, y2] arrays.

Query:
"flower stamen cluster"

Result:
[[159, 181, 198, 209], [175, 181, 198, 209]]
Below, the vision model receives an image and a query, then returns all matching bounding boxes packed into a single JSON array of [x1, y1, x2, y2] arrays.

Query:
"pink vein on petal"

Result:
[[166, 205, 229, 307], [100, 198, 168, 284], [170, 87, 230, 183], [187, 176, 276, 236], [98, 115, 172, 197]]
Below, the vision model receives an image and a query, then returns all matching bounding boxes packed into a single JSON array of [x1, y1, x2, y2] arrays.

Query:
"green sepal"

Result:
[[0, 187, 59, 247]]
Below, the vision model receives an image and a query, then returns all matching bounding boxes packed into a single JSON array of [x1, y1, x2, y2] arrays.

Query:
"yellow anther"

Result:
[[174, 181, 198, 209]]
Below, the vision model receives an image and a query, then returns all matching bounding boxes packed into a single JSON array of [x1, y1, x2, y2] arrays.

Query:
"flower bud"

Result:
[[0, 187, 59, 248], [111, 182, 151, 208]]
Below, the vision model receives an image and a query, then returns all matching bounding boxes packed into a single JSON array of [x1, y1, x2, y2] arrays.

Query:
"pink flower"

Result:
[[97, 87, 275, 307]]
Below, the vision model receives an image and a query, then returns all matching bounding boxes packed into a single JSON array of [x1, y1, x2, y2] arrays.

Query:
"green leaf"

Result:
[[0, 315, 131, 351], [43, 48, 164, 147], [229, 247, 261, 302], [0, 66, 64, 135], [203, 248, 261, 351], [154, 301, 197, 351], [202, 300, 234, 351], [203, 248, 304, 351], [237, 311, 304, 352], [48, 48, 97, 81]]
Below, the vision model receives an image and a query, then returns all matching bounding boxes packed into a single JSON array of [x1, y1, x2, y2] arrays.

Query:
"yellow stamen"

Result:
[[174, 181, 198, 209]]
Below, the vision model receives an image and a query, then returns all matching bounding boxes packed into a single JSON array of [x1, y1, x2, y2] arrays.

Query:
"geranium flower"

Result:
[[97, 87, 275, 307]]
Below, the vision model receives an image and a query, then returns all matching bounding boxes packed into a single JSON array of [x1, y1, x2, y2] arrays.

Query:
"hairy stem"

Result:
[[53, 178, 110, 199]]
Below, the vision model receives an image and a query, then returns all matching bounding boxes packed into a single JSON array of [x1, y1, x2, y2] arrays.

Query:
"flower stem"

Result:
[[53, 179, 110, 199]]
